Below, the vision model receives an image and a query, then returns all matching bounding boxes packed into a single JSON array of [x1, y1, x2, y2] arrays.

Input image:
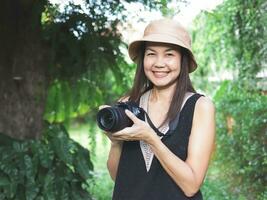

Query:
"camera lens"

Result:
[[96, 101, 144, 133], [100, 112, 113, 127], [97, 108, 117, 131]]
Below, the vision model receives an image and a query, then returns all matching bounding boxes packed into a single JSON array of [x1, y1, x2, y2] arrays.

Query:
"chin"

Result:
[[152, 82, 177, 90]]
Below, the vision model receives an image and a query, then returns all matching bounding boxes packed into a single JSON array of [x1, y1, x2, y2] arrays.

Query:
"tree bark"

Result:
[[0, 0, 48, 139]]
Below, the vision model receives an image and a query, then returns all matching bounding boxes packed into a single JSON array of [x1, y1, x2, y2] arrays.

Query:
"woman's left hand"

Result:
[[112, 109, 157, 143]]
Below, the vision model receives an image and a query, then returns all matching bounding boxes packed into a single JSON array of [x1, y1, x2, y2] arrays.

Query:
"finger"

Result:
[[113, 133, 134, 141], [113, 127, 131, 136], [125, 109, 140, 124], [110, 135, 127, 141], [104, 131, 126, 143]]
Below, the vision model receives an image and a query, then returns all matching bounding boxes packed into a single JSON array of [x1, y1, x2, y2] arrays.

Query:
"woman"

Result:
[[100, 18, 215, 200]]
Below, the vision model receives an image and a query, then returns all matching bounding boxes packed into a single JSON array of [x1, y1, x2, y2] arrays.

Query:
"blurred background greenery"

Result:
[[0, 0, 266, 199]]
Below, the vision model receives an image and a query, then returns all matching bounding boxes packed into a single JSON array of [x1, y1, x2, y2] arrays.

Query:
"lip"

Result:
[[152, 71, 169, 78]]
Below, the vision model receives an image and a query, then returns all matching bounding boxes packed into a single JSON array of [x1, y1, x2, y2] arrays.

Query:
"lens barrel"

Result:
[[96, 106, 133, 133]]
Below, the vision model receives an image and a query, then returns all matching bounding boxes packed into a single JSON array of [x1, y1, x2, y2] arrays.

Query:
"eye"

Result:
[[166, 53, 174, 57], [145, 52, 155, 56]]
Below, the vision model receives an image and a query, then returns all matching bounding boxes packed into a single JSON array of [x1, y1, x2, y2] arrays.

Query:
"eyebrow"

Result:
[[145, 47, 175, 52]]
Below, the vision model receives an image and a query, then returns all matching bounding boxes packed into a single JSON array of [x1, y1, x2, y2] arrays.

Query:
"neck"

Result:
[[150, 84, 176, 103]]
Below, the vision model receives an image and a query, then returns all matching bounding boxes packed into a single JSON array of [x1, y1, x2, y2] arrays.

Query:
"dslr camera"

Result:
[[96, 101, 145, 133]]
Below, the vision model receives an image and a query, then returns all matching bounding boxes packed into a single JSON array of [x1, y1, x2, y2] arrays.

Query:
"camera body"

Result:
[[96, 101, 145, 133]]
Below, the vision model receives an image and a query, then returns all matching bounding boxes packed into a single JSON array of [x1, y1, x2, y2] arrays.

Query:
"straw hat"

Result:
[[128, 19, 197, 73]]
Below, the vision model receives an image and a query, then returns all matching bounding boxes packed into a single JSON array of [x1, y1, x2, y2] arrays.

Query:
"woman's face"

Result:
[[143, 42, 182, 89]]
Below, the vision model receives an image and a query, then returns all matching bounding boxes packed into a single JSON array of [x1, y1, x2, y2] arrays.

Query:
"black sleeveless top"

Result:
[[112, 94, 203, 200]]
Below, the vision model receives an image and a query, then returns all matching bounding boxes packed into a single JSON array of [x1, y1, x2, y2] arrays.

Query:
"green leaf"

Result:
[[74, 146, 93, 180], [0, 171, 10, 186], [38, 144, 54, 168], [43, 170, 56, 200], [0, 124, 93, 199], [53, 134, 73, 164], [24, 155, 39, 200], [13, 141, 29, 153]]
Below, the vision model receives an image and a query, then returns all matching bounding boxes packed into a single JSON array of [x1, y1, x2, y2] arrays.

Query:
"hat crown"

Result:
[[143, 19, 191, 48], [128, 18, 197, 73]]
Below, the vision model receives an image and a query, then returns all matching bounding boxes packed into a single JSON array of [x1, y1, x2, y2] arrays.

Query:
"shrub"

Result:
[[213, 81, 267, 200], [0, 124, 94, 200]]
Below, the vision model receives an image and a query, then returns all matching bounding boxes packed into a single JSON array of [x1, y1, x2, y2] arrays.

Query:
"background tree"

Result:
[[0, 0, 49, 139], [0, 0, 167, 139]]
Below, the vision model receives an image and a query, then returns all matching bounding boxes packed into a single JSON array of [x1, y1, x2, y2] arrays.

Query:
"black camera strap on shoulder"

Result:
[[142, 110, 178, 138]]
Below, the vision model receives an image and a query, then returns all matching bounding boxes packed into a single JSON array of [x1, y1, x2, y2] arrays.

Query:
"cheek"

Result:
[[143, 64, 153, 79], [144, 67, 150, 78], [143, 59, 152, 72], [143, 57, 150, 67], [169, 59, 181, 71]]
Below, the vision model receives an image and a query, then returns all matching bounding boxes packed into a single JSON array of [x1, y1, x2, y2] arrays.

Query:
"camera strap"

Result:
[[143, 110, 179, 137]]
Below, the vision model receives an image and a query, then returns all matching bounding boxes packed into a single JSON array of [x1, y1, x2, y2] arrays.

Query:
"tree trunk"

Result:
[[0, 0, 48, 139]]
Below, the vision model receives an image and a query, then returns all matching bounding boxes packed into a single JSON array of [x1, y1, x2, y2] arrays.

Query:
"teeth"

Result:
[[154, 71, 168, 74], [153, 71, 168, 78]]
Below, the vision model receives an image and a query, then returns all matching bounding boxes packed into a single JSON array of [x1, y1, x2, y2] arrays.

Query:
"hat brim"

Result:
[[128, 34, 197, 73]]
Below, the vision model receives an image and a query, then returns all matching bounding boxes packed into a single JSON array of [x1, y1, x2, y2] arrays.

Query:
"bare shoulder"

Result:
[[190, 95, 216, 149], [195, 96, 215, 113]]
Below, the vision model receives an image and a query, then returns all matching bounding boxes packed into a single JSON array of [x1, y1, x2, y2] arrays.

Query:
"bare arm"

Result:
[[107, 140, 123, 181], [149, 97, 215, 196]]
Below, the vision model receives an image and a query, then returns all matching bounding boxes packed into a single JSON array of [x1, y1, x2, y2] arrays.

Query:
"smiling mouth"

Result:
[[153, 71, 169, 78]]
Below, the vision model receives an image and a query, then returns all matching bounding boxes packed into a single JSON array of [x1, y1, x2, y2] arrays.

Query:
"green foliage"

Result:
[[159, 0, 189, 17], [88, 169, 114, 200], [202, 168, 233, 200], [191, 0, 266, 92], [42, 1, 129, 122], [44, 79, 101, 123], [212, 81, 267, 200], [42, 1, 164, 123], [0, 124, 94, 200]]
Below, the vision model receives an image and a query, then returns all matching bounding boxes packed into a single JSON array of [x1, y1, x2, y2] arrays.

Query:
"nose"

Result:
[[154, 56, 166, 68]]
